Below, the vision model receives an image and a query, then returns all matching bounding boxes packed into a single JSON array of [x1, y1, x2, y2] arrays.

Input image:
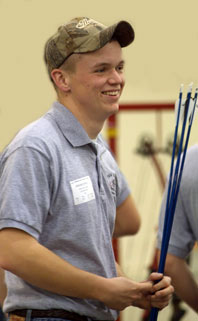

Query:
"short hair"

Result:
[[59, 53, 82, 74]]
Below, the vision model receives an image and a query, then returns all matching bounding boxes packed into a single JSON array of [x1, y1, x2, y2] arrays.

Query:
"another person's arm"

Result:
[[159, 251, 198, 312], [157, 147, 198, 313]]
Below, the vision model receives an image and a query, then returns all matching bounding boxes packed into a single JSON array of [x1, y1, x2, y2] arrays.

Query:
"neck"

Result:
[[58, 96, 105, 139]]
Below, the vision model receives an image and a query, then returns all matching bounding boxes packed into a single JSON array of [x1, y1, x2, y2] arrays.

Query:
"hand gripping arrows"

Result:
[[149, 83, 198, 321]]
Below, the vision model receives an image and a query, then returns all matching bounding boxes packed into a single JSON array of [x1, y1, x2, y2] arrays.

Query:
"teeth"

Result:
[[103, 91, 119, 96]]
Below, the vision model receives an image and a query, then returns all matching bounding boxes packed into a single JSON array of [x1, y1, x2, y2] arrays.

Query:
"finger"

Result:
[[152, 285, 174, 298], [152, 291, 173, 301], [151, 298, 170, 310], [152, 276, 172, 292], [148, 272, 163, 282], [139, 280, 153, 293], [151, 292, 173, 309], [131, 281, 153, 304]]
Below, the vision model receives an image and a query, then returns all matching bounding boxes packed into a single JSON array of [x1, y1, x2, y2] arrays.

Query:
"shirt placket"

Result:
[[94, 143, 105, 200]]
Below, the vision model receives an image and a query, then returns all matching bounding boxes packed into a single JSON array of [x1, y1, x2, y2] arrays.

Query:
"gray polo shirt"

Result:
[[0, 102, 130, 320], [157, 144, 198, 259]]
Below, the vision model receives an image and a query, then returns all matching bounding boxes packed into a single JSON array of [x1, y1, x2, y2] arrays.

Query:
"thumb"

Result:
[[139, 280, 153, 293]]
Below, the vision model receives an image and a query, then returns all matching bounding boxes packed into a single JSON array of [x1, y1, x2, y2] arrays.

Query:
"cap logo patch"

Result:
[[76, 18, 93, 29]]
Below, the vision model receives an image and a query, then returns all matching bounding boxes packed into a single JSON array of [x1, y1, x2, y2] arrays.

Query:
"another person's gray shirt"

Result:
[[157, 144, 198, 259]]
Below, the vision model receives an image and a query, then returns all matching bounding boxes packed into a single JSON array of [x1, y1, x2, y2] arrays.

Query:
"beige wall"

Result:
[[1, 0, 198, 150]]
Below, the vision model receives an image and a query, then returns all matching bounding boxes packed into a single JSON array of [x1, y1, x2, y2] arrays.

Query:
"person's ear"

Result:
[[51, 69, 71, 92]]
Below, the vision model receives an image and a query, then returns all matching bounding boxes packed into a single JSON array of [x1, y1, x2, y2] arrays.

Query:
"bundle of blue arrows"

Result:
[[149, 83, 198, 321]]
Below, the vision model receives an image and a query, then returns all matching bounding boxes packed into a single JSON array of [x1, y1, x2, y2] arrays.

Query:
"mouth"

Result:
[[102, 90, 120, 96]]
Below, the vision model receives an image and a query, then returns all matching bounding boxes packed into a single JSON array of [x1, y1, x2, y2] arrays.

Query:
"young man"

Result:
[[0, 17, 173, 321], [157, 144, 198, 313]]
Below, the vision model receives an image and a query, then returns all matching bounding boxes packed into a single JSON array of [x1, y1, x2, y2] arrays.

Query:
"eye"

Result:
[[116, 64, 124, 72], [95, 67, 106, 73]]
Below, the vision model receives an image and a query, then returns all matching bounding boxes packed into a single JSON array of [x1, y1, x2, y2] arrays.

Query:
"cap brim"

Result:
[[112, 21, 135, 47], [73, 20, 135, 55], [98, 20, 135, 50]]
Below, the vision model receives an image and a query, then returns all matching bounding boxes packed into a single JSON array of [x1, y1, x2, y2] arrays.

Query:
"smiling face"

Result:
[[65, 40, 125, 121]]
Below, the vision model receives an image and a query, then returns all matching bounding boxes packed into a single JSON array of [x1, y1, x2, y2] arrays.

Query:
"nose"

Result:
[[108, 69, 124, 85]]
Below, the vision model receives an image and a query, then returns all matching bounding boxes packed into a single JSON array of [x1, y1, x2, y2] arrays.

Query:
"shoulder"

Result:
[[185, 144, 198, 159], [182, 144, 198, 181], [1, 115, 61, 164], [179, 144, 198, 198]]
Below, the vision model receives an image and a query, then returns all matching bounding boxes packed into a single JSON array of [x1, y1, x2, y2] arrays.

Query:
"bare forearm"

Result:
[[0, 229, 107, 301], [115, 262, 125, 277], [165, 253, 198, 312], [0, 229, 173, 312]]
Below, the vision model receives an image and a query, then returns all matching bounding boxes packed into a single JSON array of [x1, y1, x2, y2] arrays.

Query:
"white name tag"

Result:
[[70, 176, 95, 205]]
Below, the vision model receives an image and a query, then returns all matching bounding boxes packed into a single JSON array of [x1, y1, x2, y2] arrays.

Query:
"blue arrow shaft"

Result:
[[149, 88, 197, 321]]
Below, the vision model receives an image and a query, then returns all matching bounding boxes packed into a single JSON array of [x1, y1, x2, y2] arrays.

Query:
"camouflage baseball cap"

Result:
[[44, 17, 135, 75]]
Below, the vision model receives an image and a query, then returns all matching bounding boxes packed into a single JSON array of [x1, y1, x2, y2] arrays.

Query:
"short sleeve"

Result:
[[157, 178, 196, 259], [115, 169, 131, 207], [0, 146, 51, 239]]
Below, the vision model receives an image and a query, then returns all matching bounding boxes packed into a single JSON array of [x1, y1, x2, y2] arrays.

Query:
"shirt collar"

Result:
[[47, 101, 92, 147]]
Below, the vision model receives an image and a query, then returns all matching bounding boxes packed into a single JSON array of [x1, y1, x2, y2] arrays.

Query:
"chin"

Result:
[[107, 106, 119, 117], [110, 103, 120, 113], [101, 102, 120, 118]]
